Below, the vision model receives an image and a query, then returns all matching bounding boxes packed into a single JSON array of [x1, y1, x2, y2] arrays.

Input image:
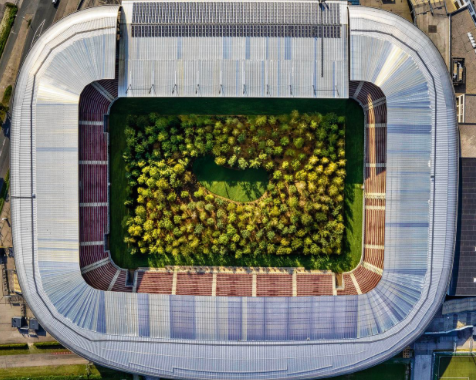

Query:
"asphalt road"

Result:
[[21, 0, 60, 65], [0, 0, 59, 183], [0, 1, 34, 90]]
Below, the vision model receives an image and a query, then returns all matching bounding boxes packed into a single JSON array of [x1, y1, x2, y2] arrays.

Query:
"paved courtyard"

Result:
[[452, 9, 476, 94]]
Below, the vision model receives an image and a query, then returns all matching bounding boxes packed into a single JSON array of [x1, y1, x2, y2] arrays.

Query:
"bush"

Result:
[[0, 343, 28, 350], [2, 85, 12, 104], [0, 5, 17, 61], [0, 169, 10, 214], [33, 341, 64, 349]]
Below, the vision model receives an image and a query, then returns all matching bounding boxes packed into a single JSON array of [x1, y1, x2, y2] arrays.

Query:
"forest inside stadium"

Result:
[[109, 98, 364, 272]]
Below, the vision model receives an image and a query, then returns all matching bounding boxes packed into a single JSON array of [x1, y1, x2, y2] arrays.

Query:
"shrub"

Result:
[[0, 343, 28, 350], [0, 5, 17, 61], [33, 341, 64, 349]]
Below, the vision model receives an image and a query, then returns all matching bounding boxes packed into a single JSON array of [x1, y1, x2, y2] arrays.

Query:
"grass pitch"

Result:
[[437, 355, 476, 380], [109, 98, 364, 271]]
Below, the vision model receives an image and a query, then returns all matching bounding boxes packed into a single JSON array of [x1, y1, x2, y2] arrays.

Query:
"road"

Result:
[[0, 0, 59, 184], [0, 1, 34, 93], [21, 0, 60, 65]]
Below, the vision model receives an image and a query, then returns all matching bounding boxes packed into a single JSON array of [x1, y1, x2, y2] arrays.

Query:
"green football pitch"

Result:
[[108, 98, 364, 271], [436, 355, 476, 380]]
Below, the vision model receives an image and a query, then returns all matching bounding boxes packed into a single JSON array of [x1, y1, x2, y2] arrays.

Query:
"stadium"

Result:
[[11, 1, 457, 379]]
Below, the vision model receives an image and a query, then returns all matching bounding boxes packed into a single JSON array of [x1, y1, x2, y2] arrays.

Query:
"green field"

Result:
[[436, 354, 476, 379], [0, 364, 131, 380], [109, 98, 364, 271], [330, 358, 410, 380], [193, 156, 268, 202]]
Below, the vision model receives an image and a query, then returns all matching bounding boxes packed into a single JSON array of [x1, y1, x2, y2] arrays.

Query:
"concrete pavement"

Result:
[[0, 187, 11, 248], [413, 355, 432, 380], [0, 352, 88, 369], [0, 256, 56, 344]]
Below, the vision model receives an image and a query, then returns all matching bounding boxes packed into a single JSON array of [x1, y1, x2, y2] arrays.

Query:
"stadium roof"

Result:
[[11, 2, 457, 379]]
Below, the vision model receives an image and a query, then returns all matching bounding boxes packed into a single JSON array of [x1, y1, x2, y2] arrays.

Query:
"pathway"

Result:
[[0, 352, 88, 369]]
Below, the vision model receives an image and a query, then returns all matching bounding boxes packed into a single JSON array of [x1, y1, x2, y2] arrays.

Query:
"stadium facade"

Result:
[[11, 1, 458, 379]]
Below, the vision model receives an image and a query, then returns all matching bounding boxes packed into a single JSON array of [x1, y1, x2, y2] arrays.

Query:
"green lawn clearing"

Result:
[[193, 156, 268, 202], [109, 98, 364, 272], [436, 354, 476, 380]]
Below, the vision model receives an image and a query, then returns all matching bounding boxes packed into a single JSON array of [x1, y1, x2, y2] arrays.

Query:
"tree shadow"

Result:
[[94, 364, 132, 380], [340, 184, 357, 271], [2, 115, 10, 139], [239, 181, 265, 200], [343, 184, 355, 236]]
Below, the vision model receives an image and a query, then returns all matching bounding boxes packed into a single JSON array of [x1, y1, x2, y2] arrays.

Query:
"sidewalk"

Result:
[[53, 0, 81, 23], [0, 6, 32, 96], [0, 187, 11, 248], [0, 352, 88, 369]]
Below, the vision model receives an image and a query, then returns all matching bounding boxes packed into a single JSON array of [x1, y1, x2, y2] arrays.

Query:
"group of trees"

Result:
[[122, 111, 347, 258]]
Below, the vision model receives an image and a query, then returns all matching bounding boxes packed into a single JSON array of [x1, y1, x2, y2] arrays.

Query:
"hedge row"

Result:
[[0, 4, 18, 61], [33, 341, 64, 349], [0, 343, 28, 350], [0, 169, 9, 215]]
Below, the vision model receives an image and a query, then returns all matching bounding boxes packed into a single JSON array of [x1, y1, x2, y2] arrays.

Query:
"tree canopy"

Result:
[[122, 111, 347, 259]]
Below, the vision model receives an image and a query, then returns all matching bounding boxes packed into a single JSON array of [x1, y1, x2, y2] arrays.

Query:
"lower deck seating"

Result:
[[136, 272, 174, 294], [79, 165, 108, 203], [79, 78, 132, 293], [82, 262, 118, 291], [79, 78, 385, 297], [176, 273, 213, 296], [256, 274, 292, 297], [111, 270, 132, 292], [79, 124, 108, 161], [353, 266, 382, 294], [337, 274, 358, 296], [364, 248, 384, 269], [216, 273, 253, 297], [80, 245, 109, 267], [297, 274, 333, 296], [79, 207, 107, 242]]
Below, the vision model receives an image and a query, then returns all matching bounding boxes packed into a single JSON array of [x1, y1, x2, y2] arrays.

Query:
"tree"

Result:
[[122, 111, 347, 264], [215, 156, 226, 166], [293, 137, 305, 149], [238, 157, 248, 170]]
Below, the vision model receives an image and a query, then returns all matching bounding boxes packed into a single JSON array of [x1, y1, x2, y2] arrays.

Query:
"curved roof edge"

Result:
[[11, 4, 457, 379]]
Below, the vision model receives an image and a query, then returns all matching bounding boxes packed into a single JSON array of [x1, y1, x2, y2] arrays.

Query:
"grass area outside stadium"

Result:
[[0, 364, 131, 380], [332, 357, 411, 380], [108, 98, 364, 272], [434, 353, 476, 380]]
